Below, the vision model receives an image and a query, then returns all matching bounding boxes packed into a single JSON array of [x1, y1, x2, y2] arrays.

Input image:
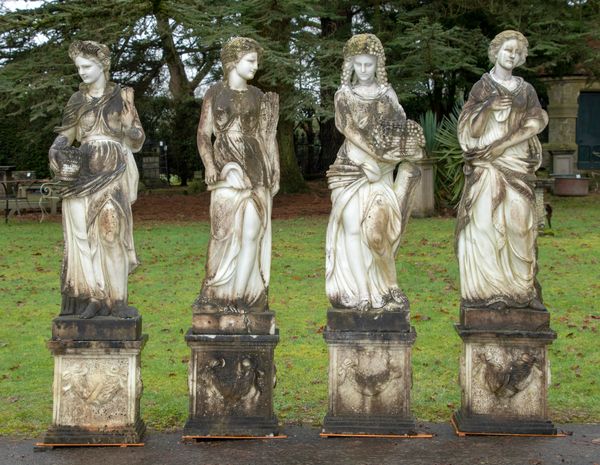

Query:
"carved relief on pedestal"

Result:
[[195, 354, 270, 415], [58, 357, 130, 427], [338, 349, 402, 398], [333, 345, 408, 416], [469, 345, 545, 417]]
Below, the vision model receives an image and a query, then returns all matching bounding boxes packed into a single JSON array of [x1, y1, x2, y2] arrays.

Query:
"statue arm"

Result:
[[486, 116, 546, 160], [486, 84, 548, 160], [334, 90, 380, 159], [121, 87, 145, 152], [260, 92, 280, 196], [460, 80, 507, 139], [197, 88, 218, 185], [48, 130, 76, 174], [270, 137, 280, 196]]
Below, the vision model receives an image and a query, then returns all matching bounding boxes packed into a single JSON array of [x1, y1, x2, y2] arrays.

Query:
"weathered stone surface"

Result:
[[184, 330, 279, 437], [454, 325, 556, 435], [50, 40, 145, 320], [323, 329, 416, 435], [193, 37, 279, 316], [460, 307, 550, 331], [326, 33, 423, 313], [43, 336, 147, 444], [192, 311, 275, 335], [456, 31, 547, 310], [52, 315, 142, 341]]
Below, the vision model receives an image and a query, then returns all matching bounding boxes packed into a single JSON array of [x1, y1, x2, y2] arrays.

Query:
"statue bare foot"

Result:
[[112, 302, 139, 319], [357, 299, 371, 312], [529, 298, 546, 311], [224, 303, 243, 314], [80, 299, 102, 319], [390, 288, 409, 309]]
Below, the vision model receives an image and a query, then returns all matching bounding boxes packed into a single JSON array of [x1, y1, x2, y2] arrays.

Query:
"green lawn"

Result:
[[0, 194, 599, 435]]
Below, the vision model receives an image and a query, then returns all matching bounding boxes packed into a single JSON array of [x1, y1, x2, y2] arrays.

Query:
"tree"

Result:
[[315, 2, 354, 172], [1, 0, 598, 182], [0, 0, 313, 190]]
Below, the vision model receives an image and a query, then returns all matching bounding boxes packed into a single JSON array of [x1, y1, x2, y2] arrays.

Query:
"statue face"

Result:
[[352, 54, 377, 85], [74, 55, 104, 85], [495, 39, 521, 71], [235, 52, 259, 81]]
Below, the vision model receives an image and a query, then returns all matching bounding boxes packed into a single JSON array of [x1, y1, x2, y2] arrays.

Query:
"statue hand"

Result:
[[121, 88, 135, 129], [205, 165, 219, 185], [271, 180, 280, 197], [489, 95, 512, 111], [271, 170, 280, 196], [485, 141, 505, 160], [48, 148, 60, 174], [382, 147, 402, 161]]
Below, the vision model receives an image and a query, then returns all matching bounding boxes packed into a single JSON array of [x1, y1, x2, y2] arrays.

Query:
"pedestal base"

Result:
[[452, 411, 557, 435], [43, 335, 147, 445], [323, 325, 416, 436], [184, 330, 279, 437], [43, 418, 146, 444], [455, 324, 556, 435]]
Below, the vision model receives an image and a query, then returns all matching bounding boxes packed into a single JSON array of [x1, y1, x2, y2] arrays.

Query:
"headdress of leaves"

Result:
[[68, 40, 111, 73], [220, 37, 264, 68], [341, 34, 388, 87]]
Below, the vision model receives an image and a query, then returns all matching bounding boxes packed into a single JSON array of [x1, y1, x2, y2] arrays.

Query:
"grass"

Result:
[[0, 194, 599, 435]]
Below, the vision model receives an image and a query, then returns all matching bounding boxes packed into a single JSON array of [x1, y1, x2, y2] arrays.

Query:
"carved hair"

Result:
[[340, 33, 388, 87], [488, 30, 529, 67], [68, 40, 111, 80], [221, 37, 264, 82]]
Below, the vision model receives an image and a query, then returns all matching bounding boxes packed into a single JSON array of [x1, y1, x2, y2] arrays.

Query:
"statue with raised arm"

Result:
[[456, 30, 548, 311], [325, 33, 424, 313], [49, 40, 144, 319], [193, 37, 280, 314]]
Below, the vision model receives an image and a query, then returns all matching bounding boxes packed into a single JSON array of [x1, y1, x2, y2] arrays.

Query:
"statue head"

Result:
[[68, 40, 111, 83], [221, 37, 264, 82], [488, 30, 528, 69], [341, 33, 388, 87]]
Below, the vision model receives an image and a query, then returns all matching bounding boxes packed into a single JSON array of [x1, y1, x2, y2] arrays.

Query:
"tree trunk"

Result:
[[252, 1, 306, 192], [277, 119, 305, 193], [318, 9, 353, 172]]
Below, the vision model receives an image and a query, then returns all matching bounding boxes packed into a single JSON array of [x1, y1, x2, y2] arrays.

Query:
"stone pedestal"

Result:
[[411, 158, 435, 218], [323, 309, 416, 435], [184, 313, 279, 437], [549, 149, 576, 175], [43, 316, 146, 444], [453, 307, 556, 435]]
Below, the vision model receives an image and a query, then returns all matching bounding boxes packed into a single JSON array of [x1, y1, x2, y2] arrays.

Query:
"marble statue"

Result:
[[325, 33, 424, 312], [456, 30, 548, 311], [193, 37, 280, 314], [49, 40, 144, 319]]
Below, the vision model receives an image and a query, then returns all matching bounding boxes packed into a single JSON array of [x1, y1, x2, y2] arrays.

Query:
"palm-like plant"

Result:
[[418, 110, 440, 158], [432, 98, 465, 211]]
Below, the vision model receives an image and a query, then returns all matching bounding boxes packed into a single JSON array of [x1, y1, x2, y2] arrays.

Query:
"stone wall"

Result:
[[541, 75, 600, 174]]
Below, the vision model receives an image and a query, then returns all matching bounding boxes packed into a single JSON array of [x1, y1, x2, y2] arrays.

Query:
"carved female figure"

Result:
[[326, 34, 424, 312], [194, 37, 279, 313], [49, 40, 144, 319], [456, 30, 548, 310]]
